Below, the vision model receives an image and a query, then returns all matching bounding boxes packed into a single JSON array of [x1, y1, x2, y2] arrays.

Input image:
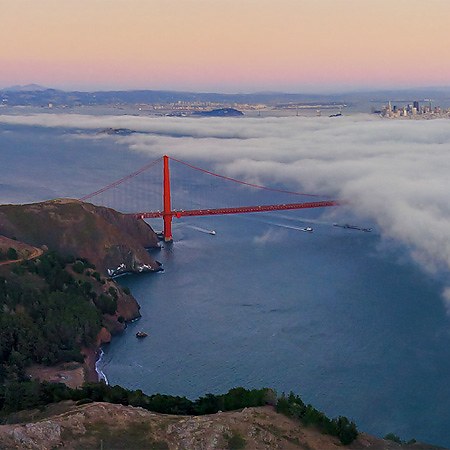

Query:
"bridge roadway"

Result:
[[132, 200, 340, 220]]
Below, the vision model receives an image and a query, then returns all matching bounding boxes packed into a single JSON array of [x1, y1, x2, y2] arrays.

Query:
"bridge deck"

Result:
[[132, 200, 339, 219]]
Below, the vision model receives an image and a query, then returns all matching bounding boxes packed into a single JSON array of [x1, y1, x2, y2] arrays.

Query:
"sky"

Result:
[[2, 0, 450, 92]]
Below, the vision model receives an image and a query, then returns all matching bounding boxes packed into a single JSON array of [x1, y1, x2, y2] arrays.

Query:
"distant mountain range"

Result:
[[2, 84, 450, 107], [0, 84, 50, 92]]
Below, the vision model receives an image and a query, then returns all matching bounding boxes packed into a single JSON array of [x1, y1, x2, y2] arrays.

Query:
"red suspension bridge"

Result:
[[80, 155, 340, 241]]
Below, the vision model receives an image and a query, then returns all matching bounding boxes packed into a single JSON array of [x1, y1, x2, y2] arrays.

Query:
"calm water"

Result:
[[100, 213, 450, 447], [2, 123, 450, 447]]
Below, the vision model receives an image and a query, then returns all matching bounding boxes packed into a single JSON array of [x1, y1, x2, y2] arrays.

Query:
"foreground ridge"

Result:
[[0, 401, 442, 450]]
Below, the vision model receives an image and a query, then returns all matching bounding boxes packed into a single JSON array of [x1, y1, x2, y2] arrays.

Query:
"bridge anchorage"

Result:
[[81, 155, 340, 242]]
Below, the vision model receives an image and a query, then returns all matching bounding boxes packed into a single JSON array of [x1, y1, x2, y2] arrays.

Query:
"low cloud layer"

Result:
[[2, 113, 450, 296]]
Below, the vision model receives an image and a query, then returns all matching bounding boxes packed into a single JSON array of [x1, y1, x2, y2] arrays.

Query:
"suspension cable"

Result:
[[169, 156, 323, 198], [79, 157, 162, 201]]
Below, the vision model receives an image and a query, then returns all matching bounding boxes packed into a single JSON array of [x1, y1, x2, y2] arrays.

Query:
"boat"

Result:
[[209, 230, 216, 235], [301, 226, 313, 232], [136, 331, 148, 338], [333, 223, 372, 232]]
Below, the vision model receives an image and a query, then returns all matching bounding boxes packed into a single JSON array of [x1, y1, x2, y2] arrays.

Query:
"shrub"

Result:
[[94, 294, 117, 315], [108, 286, 118, 299], [7, 248, 18, 260], [334, 416, 358, 445], [384, 433, 402, 444], [72, 261, 85, 274], [91, 271, 101, 281], [276, 392, 358, 445], [225, 431, 246, 449]]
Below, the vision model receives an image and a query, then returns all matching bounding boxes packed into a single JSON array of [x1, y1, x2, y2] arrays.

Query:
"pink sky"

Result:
[[2, 0, 450, 92]]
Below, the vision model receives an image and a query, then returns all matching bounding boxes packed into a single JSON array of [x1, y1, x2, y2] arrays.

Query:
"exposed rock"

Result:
[[9, 422, 61, 450], [0, 402, 445, 450], [96, 327, 112, 345]]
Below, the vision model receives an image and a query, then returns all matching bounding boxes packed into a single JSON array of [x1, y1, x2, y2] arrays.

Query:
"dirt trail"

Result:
[[0, 246, 43, 266], [0, 235, 44, 266]]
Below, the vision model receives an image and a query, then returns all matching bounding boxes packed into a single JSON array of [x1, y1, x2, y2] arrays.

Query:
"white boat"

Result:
[[209, 230, 216, 235], [301, 227, 313, 232], [136, 331, 148, 338]]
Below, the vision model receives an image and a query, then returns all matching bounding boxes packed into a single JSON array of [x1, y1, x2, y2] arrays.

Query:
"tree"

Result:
[[72, 261, 85, 274], [6, 248, 18, 260], [334, 416, 358, 445], [384, 433, 402, 444]]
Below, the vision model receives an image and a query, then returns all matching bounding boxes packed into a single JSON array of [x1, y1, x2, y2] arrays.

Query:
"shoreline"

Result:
[[83, 346, 109, 385], [82, 347, 101, 384], [95, 348, 109, 384]]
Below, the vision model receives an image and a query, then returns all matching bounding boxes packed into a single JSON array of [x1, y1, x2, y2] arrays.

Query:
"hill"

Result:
[[0, 84, 49, 92], [0, 199, 162, 387], [2, 86, 450, 110], [0, 402, 444, 450], [193, 107, 244, 117], [0, 199, 160, 276]]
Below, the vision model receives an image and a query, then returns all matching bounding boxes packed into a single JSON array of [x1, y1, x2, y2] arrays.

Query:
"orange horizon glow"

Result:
[[2, 0, 450, 92]]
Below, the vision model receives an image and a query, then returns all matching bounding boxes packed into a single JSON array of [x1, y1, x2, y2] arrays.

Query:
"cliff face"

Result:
[[0, 199, 160, 276]]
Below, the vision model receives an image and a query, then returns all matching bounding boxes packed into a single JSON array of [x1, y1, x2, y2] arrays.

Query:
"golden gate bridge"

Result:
[[80, 155, 340, 241]]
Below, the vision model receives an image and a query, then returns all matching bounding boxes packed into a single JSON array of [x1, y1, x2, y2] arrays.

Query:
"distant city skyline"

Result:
[[2, 0, 450, 92]]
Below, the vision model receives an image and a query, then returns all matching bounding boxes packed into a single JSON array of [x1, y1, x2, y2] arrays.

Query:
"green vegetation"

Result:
[[0, 247, 19, 261], [94, 293, 117, 315], [225, 430, 247, 449], [0, 251, 119, 383], [0, 382, 271, 419], [384, 432, 402, 444], [6, 247, 18, 260], [0, 381, 359, 446], [122, 286, 131, 295], [384, 432, 416, 445], [71, 260, 85, 274], [276, 392, 358, 445]]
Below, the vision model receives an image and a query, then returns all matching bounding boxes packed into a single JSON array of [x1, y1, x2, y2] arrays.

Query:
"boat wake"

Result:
[[187, 225, 216, 235], [264, 213, 332, 226], [265, 221, 313, 232]]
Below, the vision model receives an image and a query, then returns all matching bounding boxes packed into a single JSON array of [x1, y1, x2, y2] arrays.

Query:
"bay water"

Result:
[[1, 122, 450, 447], [101, 212, 450, 447]]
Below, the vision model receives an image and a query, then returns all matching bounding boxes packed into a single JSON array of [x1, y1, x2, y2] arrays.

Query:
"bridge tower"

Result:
[[163, 155, 173, 242]]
